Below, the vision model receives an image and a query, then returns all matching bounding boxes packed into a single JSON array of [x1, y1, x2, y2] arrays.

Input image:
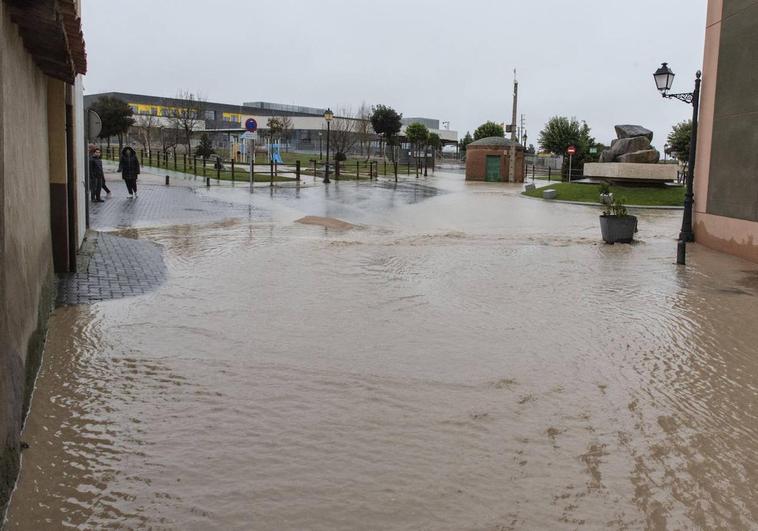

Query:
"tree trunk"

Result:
[[185, 129, 192, 157]]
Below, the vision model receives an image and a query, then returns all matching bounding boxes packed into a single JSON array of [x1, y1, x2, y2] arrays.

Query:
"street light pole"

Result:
[[653, 63, 701, 265], [319, 132, 323, 161], [323, 108, 334, 184], [680, 72, 701, 245]]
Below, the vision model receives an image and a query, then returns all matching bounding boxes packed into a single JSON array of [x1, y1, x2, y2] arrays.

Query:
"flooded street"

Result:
[[6, 171, 758, 529]]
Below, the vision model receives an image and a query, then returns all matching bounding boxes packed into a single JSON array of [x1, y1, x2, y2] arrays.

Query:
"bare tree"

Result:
[[266, 117, 283, 142], [158, 126, 179, 156], [329, 107, 358, 156], [356, 102, 374, 159], [134, 113, 158, 155], [280, 116, 293, 151], [172, 90, 205, 155]]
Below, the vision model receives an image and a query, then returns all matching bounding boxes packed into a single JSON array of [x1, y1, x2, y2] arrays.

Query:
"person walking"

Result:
[[89, 145, 105, 202], [117, 146, 141, 197]]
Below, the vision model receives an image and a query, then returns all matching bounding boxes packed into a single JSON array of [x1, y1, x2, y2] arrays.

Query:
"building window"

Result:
[[205, 110, 216, 120]]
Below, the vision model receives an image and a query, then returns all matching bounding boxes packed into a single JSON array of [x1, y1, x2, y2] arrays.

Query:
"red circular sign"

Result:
[[567, 145, 576, 155]]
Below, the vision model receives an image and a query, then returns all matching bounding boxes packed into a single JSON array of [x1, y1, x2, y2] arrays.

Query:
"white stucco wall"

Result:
[[74, 76, 86, 242]]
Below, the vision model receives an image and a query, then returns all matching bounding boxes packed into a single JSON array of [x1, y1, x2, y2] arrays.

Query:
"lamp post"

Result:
[[323, 108, 334, 184], [319, 132, 323, 161], [653, 62, 701, 265]]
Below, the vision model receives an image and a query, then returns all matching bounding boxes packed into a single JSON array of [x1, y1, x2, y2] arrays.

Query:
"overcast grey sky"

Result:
[[82, 0, 707, 148]]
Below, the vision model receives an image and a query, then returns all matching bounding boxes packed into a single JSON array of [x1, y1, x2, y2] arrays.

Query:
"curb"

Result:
[[519, 192, 683, 211]]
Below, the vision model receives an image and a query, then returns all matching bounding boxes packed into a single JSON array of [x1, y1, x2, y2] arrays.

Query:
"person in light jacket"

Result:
[[117, 146, 141, 197]]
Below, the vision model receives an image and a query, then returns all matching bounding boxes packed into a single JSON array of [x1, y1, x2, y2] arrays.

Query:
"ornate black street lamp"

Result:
[[323, 108, 334, 184], [653, 62, 701, 265]]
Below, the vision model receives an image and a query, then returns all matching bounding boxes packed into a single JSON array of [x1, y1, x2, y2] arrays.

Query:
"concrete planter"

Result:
[[599, 215, 637, 244]]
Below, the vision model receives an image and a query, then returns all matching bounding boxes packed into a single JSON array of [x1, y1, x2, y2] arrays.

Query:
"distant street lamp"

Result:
[[653, 62, 701, 265], [323, 108, 334, 184]]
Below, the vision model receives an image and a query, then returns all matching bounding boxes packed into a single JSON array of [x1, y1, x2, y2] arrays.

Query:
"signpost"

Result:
[[244, 119, 258, 190], [567, 145, 576, 182]]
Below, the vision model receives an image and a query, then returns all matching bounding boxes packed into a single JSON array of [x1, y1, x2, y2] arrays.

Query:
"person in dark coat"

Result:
[[89, 145, 105, 202], [117, 146, 141, 197], [89, 145, 111, 201]]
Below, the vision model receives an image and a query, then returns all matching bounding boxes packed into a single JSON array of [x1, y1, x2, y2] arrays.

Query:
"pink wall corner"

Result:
[[694, 0, 723, 220], [706, 0, 724, 27]]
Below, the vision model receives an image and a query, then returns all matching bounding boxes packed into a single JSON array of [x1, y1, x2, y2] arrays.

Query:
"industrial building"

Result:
[[83, 92, 458, 161]]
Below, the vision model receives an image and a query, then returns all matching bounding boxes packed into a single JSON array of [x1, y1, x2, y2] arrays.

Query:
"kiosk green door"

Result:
[[485, 156, 500, 182]]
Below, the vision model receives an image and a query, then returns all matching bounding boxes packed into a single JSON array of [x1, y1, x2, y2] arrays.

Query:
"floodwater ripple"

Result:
[[6, 178, 758, 530]]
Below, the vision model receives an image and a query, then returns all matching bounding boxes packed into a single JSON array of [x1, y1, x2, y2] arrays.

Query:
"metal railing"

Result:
[[98, 145, 437, 186]]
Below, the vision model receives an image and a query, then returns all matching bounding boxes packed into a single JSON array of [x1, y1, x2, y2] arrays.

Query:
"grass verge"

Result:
[[523, 182, 685, 207]]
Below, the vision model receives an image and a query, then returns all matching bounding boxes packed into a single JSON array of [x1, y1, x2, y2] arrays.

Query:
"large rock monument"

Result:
[[585, 124, 676, 183], [599, 125, 660, 164]]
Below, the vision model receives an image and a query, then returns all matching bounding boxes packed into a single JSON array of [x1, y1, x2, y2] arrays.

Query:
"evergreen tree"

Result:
[[195, 133, 215, 158], [370, 104, 403, 160], [460, 131, 473, 152], [405, 122, 429, 159], [473, 121, 504, 140], [538, 116, 597, 178], [89, 96, 135, 148], [667, 120, 692, 163]]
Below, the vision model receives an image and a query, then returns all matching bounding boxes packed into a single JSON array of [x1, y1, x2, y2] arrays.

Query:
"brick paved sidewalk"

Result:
[[63, 167, 273, 305], [57, 232, 167, 306], [91, 175, 259, 230]]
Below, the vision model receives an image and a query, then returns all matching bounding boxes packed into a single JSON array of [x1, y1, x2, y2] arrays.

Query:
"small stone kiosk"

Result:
[[465, 137, 526, 183], [584, 125, 678, 183]]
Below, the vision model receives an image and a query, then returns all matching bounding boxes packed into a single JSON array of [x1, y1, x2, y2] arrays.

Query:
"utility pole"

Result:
[[509, 70, 518, 183]]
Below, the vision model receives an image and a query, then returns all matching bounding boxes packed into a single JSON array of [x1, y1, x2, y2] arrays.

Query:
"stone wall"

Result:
[[0, 2, 56, 513]]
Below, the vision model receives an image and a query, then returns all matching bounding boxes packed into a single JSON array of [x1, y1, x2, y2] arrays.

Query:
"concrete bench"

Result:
[[543, 189, 557, 199], [524, 183, 536, 192]]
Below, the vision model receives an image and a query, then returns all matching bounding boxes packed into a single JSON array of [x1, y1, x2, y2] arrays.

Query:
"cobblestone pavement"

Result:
[[57, 232, 167, 306]]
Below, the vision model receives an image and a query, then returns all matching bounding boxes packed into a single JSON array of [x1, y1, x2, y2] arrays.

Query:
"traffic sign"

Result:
[[87, 109, 102, 140], [245, 118, 258, 132], [241, 131, 257, 140], [567, 145, 577, 155]]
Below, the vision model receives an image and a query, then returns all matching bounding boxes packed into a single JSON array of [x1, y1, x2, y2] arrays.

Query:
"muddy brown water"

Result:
[[6, 174, 758, 529]]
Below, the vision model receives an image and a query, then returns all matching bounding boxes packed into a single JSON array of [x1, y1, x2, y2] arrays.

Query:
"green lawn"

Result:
[[523, 182, 685, 207]]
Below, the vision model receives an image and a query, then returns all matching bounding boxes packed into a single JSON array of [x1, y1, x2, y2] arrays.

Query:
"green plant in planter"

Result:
[[598, 181, 613, 205], [602, 196, 628, 217], [599, 197, 637, 244]]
